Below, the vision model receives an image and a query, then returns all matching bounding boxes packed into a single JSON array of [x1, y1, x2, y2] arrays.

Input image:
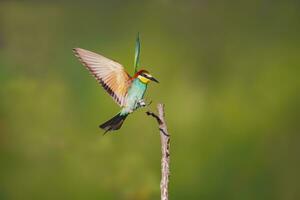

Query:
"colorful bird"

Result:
[[73, 47, 158, 133]]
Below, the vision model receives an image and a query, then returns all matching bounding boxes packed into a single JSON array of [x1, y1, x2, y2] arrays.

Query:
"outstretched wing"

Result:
[[73, 48, 132, 106]]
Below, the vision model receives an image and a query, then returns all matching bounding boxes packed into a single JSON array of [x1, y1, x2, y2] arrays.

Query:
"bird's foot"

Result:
[[138, 99, 152, 108], [137, 99, 146, 107]]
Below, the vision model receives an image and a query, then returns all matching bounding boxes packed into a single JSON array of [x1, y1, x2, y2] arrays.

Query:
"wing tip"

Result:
[[73, 48, 90, 71], [72, 47, 81, 54], [72, 48, 79, 56]]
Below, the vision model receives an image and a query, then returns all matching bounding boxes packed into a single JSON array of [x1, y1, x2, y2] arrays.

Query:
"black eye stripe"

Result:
[[141, 73, 150, 78]]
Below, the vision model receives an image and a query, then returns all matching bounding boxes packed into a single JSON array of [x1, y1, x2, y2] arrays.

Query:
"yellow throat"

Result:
[[138, 75, 150, 83]]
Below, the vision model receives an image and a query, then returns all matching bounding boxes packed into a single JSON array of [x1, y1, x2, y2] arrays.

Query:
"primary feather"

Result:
[[73, 48, 132, 106]]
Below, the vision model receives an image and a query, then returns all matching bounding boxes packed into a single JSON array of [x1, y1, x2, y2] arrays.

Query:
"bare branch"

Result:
[[147, 103, 170, 200]]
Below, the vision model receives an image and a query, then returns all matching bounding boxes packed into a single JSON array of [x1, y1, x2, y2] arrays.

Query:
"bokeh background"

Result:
[[0, 1, 300, 199]]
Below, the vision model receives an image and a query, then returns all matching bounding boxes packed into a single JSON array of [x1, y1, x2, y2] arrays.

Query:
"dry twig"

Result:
[[146, 104, 170, 200]]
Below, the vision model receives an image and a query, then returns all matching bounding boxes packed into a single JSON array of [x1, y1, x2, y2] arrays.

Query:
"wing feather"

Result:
[[73, 48, 131, 106]]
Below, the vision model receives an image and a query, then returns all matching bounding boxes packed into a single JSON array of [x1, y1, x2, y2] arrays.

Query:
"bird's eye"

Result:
[[142, 73, 151, 78]]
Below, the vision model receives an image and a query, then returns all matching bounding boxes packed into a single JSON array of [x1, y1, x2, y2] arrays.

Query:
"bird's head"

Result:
[[134, 69, 159, 84]]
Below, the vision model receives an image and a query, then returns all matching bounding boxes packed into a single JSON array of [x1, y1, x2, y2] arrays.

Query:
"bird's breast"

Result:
[[123, 80, 147, 111]]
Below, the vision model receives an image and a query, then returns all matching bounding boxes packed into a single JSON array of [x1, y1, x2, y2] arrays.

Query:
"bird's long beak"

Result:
[[149, 76, 159, 83]]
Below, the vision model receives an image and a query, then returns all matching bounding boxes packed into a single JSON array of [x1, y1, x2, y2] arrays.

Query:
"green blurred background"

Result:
[[0, 1, 300, 199]]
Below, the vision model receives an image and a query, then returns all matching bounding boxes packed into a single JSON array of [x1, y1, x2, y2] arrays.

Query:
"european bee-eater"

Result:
[[73, 48, 158, 133]]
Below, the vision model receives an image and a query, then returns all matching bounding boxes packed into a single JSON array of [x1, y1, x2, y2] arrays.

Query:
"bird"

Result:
[[73, 48, 159, 133]]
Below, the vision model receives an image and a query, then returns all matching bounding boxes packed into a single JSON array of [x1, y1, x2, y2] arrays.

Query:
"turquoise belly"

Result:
[[121, 79, 147, 115]]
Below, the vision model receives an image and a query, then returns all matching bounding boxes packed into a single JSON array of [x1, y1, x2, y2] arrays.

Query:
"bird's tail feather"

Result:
[[99, 113, 128, 134]]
